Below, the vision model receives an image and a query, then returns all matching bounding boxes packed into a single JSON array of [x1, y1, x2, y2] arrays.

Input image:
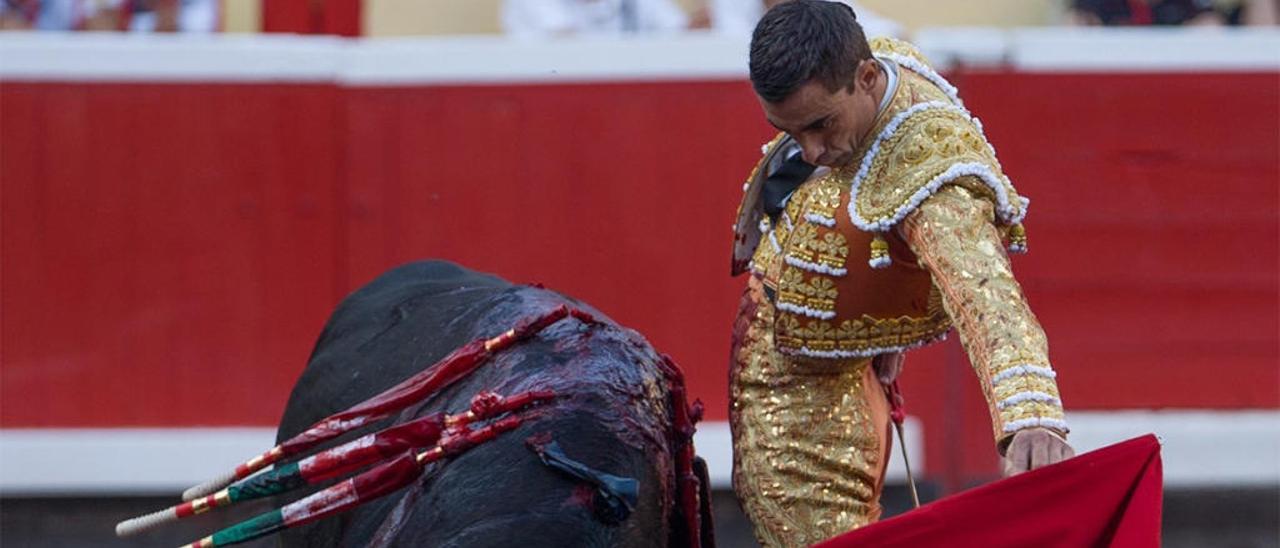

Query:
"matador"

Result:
[[729, 2, 1075, 545]]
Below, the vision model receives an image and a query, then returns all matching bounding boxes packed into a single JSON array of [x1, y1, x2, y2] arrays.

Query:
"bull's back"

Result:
[[276, 260, 673, 547]]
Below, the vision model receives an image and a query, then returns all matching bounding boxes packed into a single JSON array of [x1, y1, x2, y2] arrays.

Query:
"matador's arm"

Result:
[[900, 183, 1068, 451]]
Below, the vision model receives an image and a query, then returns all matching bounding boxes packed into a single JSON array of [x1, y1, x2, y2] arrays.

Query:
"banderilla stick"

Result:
[[885, 380, 920, 508]]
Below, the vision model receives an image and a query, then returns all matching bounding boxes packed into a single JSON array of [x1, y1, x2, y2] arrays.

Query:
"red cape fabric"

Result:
[[815, 435, 1163, 548]]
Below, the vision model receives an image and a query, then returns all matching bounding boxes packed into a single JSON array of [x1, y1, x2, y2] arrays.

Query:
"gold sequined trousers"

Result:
[[730, 275, 892, 547]]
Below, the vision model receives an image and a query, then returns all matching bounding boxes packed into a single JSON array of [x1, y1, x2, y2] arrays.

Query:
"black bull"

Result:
[[274, 260, 713, 547]]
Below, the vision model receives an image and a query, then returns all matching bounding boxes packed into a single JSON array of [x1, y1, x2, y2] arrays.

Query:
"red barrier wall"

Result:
[[263, 0, 361, 36], [3, 71, 1276, 482], [1, 83, 343, 426]]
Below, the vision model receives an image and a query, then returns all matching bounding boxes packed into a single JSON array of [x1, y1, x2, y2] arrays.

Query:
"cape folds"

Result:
[[815, 435, 1164, 548]]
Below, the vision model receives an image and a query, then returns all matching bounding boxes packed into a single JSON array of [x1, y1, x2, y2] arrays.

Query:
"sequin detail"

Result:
[[731, 275, 889, 547]]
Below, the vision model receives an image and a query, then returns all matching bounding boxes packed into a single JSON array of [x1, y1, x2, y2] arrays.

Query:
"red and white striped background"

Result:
[[1, 30, 1276, 494]]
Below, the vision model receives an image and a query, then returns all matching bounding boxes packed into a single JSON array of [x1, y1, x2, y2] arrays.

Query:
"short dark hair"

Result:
[[749, 0, 872, 103]]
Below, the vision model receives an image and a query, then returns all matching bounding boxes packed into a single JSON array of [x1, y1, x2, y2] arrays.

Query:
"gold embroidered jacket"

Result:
[[731, 38, 1067, 444]]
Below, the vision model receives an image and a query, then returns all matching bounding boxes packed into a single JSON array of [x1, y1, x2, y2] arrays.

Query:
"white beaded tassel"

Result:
[[869, 232, 892, 269], [1007, 223, 1028, 254]]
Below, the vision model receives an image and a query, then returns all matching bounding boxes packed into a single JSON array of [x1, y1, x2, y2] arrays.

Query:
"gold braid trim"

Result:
[[851, 105, 1025, 232]]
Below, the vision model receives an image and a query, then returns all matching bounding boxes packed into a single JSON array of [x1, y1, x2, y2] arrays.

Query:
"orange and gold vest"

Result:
[[731, 38, 1031, 359]]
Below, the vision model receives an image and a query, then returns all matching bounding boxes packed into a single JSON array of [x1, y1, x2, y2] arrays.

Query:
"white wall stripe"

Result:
[[1064, 410, 1280, 487], [914, 26, 1280, 72], [1008, 27, 1280, 72], [0, 428, 277, 495], [339, 34, 748, 84], [0, 33, 342, 82], [2, 30, 1276, 84], [2, 410, 1274, 494]]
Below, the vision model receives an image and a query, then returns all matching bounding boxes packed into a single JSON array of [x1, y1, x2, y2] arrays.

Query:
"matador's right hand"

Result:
[[1002, 427, 1075, 476]]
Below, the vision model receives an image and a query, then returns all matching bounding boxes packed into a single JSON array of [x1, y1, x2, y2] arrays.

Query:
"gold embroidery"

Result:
[[926, 285, 945, 318], [775, 312, 951, 356], [750, 225, 779, 277], [993, 376, 1061, 402], [856, 107, 1022, 227], [784, 223, 850, 270], [732, 276, 885, 546], [776, 267, 839, 315], [805, 178, 844, 221], [1002, 401, 1067, 424], [775, 267, 808, 311], [803, 276, 838, 312]]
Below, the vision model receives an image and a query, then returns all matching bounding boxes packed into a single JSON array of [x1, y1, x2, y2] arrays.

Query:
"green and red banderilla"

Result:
[[177, 305, 592, 504], [114, 305, 600, 546], [180, 407, 536, 548]]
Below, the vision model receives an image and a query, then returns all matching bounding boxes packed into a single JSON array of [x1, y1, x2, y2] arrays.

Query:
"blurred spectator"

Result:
[[1, 0, 90, 30], [0, 1, 31, 29], [124, 0, 217, 32], [703, 0, 901, 37], [1068, 0, 1225, 25], [502, 0, 689, 37], [1216, 0, 1280, 25], [0, 0, 216, 32]]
